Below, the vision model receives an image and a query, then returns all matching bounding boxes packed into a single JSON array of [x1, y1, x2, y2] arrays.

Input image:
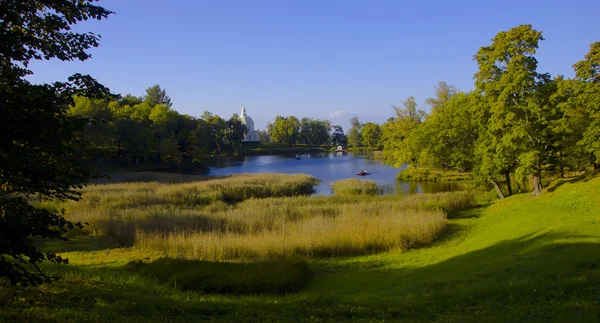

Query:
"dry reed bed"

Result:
[[331, 178, 381, 196], [58, 174, 475, 260]]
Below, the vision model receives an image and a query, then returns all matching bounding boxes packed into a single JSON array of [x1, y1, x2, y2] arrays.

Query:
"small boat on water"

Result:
[[357, 170, 371, 176]]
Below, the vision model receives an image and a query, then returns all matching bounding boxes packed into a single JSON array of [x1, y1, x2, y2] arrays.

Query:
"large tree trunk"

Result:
[[531, 175, 543, 197], [490, 179, 505, 199], [504, 171, 513, 196]]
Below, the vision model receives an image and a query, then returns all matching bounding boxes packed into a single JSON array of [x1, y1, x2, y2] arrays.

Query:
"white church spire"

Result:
[[239, 105, 258, 142]]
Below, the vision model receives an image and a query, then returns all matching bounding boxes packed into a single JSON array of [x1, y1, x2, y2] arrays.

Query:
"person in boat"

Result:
[[359, 169, 368, 175]]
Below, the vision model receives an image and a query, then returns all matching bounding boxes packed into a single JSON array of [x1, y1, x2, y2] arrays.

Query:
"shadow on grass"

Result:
[[1, 271, 393, 322], [5, 232, 600, 321], [34, 235, 119, 253], [546, 171, 599, 192], [448, 207, 486, 220], [315, 232, 600, 321], [127, 258, 311, 295]]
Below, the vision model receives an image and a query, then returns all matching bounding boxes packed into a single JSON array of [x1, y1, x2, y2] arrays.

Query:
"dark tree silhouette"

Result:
[[0, 0, 113, 285]]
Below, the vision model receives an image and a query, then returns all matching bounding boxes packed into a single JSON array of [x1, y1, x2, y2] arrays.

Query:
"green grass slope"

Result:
[[2, 175, 599, 322], [308, 174, 600, 321]]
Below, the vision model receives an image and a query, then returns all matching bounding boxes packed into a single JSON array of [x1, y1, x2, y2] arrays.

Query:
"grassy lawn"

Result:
[[2, 175, 600, 322]]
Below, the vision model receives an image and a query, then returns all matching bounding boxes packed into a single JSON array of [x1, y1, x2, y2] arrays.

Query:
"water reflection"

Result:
[[205, 152, 464, 196]]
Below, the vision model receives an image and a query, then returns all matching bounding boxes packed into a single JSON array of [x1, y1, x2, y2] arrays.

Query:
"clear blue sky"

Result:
[[27, 0, 600, 130]]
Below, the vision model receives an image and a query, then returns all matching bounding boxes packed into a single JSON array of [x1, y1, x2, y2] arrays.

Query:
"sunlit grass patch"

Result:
[[134, 208, 447, 260], [33, 174, 475, 266], [54, 173, 474, 259]]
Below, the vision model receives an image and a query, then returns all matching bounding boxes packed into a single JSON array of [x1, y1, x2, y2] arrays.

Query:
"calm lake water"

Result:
[[206, 152, 464, 196]]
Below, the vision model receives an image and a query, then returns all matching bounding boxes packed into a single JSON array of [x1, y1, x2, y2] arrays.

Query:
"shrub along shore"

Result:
[[396, 168, 472, 182]]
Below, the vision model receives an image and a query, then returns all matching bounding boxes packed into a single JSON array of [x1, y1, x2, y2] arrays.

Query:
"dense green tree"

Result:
[[188, 118, 212, 161], [347, 117, 362, 147], [361, 122, 383, 149], [573, 42, 600, 169], [424, 81, 459, 112], [0, 0, 113, 285], [298, 118, 331, 145], [227, 114, 248, 154], [474, 24, 560, 197], [331, 125, 348, 146], [144, 85, 172, 107], [412, 92, 479, 171], [269, 116, 301, 145], [119, 94, 143, 107], [202, 112, 228, 154], [382, 97, 426, 167]]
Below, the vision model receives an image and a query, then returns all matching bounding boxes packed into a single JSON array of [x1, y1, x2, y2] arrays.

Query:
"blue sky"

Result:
[[27, 0, 600, 130]]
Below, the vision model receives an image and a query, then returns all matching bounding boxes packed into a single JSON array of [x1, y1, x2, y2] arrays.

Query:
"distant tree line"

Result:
[[69, 85, 248, 166], [265, 116, 348, 146]]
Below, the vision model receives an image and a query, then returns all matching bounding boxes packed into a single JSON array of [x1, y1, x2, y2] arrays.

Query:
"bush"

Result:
[[396, 168, 472, 182], [331, 178, 381, 196]]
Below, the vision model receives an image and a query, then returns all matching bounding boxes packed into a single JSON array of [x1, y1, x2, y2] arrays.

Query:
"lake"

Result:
[[206, 152, 465, 195]]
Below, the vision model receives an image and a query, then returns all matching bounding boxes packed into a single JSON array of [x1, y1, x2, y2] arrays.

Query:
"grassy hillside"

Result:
[[308, 174, 600, 321], [2, 175, 599, 322]]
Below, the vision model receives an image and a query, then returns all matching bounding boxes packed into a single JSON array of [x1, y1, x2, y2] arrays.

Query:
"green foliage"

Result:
[[382, 28, 599, 199], [144, 85, 172, 107], [0, 0, 113, 285], [69, 95, 250, 165], [266, 116, 336, 146], [573, 42, 600, 83], [227, 114, 248, 154], [330, 125, 348, 146], [573, 42, 600, 166], [473, 24, 561, 197], [0, 198, 81, 285], [128, 258, 311, 294], [424, 81, 458, 112], [361, 122, 383, 149], [414, 92, 478, 170], [382, 96, 425, 167], [331, 179, 381, 196], [347, 117, 362, 147]]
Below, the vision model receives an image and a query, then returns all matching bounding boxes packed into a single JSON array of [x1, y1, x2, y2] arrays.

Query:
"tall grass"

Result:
[[331, 178, 381, 196], [134, 208, 446, 259], [57, 174, 475, 260]]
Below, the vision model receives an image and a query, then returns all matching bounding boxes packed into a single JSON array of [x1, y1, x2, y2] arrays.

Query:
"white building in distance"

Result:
[[240, 105, 259, 142]]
